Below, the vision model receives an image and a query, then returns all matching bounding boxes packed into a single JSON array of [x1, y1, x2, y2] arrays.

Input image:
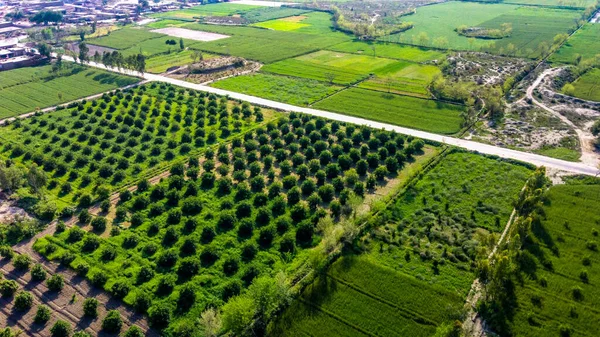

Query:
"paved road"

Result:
[[58, 57, 600, 176]]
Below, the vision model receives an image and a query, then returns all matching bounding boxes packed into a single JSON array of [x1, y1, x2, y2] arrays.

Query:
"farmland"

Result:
[[387, 2, 580, 58], [550, 24, 600, 64], [509, 184, 600, 336], [327, 40, 446, 63], [151, 3, 260, 20], [565, 68, 600, 101], [32, 106, 434, 334], [145, 50, 215, 74], [210, 73, 342, 106], [0, 64, 138, 120], [0, 83, 269, 208], [313, 88, 465, 134], [87, 28, 165, 50], [181, 22, 351, 63]]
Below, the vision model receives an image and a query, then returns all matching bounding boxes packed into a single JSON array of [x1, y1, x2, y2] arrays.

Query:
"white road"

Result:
[[59, 57, 600, 176]]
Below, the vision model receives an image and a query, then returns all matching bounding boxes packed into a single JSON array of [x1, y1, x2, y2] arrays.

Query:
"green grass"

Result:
[[270, 256, 464, 337], [504, 0, 596, 9], [387, 2, 579, 58], [252, 15, 311, 31], [313, 88, 465, 134], [145, 50, 214, 74], [358, 63, 440, 97], [210, 73, 342, 106], [567, 68, 600, 102], [242, 7, 311, 24], [550, 24, 600, 64], [88, 28, 165, 50], [511, 184, 600, 336], [536, 146, 581, 162], [181, 22, 351, 63], [151, 3, 260, 19], [0, 64, 138, 120], [328, 41, 446, 63], [145, 19, 191, 29]]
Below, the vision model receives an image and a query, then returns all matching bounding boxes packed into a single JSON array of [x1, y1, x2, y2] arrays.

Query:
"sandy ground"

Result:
[[0, 193, 32, 224], [152, 27, 229, 41]]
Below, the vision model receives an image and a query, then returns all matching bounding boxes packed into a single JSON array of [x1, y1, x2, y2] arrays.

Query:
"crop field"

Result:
[[313, 88, 465, 134], [151, 3, 259, 19], [146, 19, 191, 29], [33, 109, 433, 334], [252, 15, 312, 31], [566, 68, 600, 102], [145, 50, 215, 74], [0, 64, 138, 120], [328, 41, 446, 63], [0, 83, 269, 208], [550, 24, 600, 64], [270, 255, 465, 337], [88, 28, 165, 50], [242, 7, 311, 24], [374, 151, 533, 292], [504, 0, 597, 8], [210, 73, 342, 106], [181, 22, 351, 63], [387, 2, 579, 58], [358, 63, 440, 97], [510, 184, 600, 336], [262, 50, 399, 85]]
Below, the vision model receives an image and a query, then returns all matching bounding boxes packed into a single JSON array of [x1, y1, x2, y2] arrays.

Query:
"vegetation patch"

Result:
[[35, 110, 433, 334], [313, 88, 465, 134], [455, 23, 513, 39], [88, 28, 166, 50], [0, 64, 138, 120], [327, 40, 446, 63], [145, 50, 215, 74], [564, 68, 600, 102], [151, 3, 260, 20], [210, 73, 342, 106], [550, 24, 600, 64]]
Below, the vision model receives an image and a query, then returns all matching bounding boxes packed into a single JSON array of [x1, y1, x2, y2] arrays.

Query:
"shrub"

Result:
[[0, 279, 18, 297], [123, 326, 144, 337], [14, 290, 33, 311], [111, 280, 130, 299], [30, 263, 47, 281], [34, 305, 51, 324], [572, 286, 583, 301], [102, 310, 123, 333], [91, 216, 107, 232], [13, 254, 31, 270], [134, 292, 152, 313], [177, 257, 200, 278], [83, 298, 98, 317], [47, 274, 64, 292], [148, 304, 171, 328], [177, 284, 196, 312], [51, 320, 72, 337]]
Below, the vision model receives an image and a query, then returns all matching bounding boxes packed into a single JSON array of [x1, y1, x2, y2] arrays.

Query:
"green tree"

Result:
[[34, 305, 51, 324], [27, 164, 47, 198], [50, 320, 72, 337], [179, 38, 184, 50], [222, 296, 256, 336], [102, 310, 123, 333], [78, 42, 89, 63], [199, 307, 222, 337]]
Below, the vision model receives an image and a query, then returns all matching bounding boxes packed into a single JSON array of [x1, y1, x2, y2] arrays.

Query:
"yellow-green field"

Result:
[[252, 15, 310, 31]]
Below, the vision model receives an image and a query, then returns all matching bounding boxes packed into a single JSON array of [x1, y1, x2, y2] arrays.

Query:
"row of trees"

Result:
[[70, 42, 147, 74]]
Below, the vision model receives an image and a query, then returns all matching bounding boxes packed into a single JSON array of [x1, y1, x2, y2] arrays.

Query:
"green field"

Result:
[[358, 63, 440, 97], [271, 256, 463, 337], [88, 28, 165, 50], [328, 41, 446, 63], [252, 15, 312, 31], [0, 83, 268, 206], [550, 24, 600, 64], [313, 88, 465, 134], [32, 108, 433, 334], [504, 0, 596, 8], [210, 73, 342, 106], [510, 184, 600, 336], [182, 22, 350, 63], [388, 2, 580, 58], [145, 50, 215, 74], [151, 3, 260, 19], [145, 19, 191, 29], [0, 64, 138, 119], [242, 7, 311, 24], [567, 68, 600, 102]]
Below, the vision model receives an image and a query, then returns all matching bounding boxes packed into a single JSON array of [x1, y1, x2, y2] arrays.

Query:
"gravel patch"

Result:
[[152, 27, 229, 41]]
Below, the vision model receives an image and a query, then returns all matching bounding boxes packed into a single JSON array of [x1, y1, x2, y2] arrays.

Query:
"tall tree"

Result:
[[78, 42, 89, 64], [27, 165, 47, 198]]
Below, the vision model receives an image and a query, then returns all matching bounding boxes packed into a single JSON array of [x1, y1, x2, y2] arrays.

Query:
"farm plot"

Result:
[[151, 3, 260, 19], [565, 68, 600, 102], [145, 50, 215, 74], [262, 50, 400, 85], [0, 83, 269, 209], [88, 28, 165, 50], [0, 64, 138, 120], [358, 63, 441, 98], [241, 7, 311, 24], [550, 24, 600, 64], [210, 73, 342, 106], [510, 184, 600, 336], [34, 111, 434, 334], [181, 23, 351, 63], [503, 0, 596, 8], [313, 88, 465, 134], [375, 151, 533, 291], [146, 19, 191, 29], [252, 15, 312, 31], [387, 2, 579, 58], [270, 255, 465, 337], [328, 40, 446, 63]]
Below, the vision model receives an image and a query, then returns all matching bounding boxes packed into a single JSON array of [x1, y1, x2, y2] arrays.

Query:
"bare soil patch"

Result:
[[151, 27, 229, 41]]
